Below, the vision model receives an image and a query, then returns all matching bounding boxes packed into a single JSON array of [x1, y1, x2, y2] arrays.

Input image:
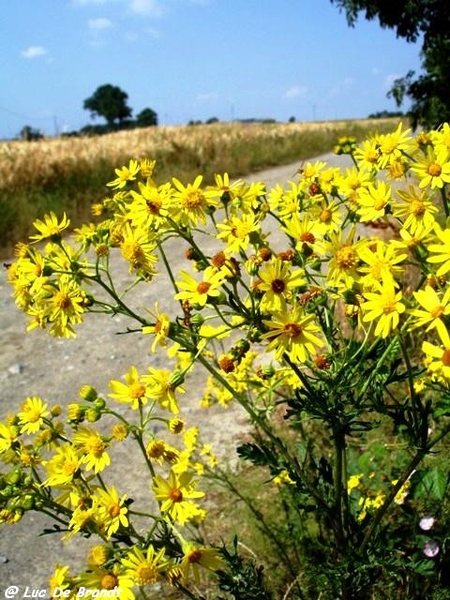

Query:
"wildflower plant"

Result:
[[4, 122, 450, 598]]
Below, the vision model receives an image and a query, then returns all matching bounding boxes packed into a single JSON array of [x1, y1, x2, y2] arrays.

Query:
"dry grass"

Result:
[[0, 118, 399, 255]]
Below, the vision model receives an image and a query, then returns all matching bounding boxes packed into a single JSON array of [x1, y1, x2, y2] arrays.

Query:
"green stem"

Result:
[[359, 421, 450, 554]]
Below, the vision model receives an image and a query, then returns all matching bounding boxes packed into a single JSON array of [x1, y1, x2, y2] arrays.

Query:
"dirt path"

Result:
[[0, 152, 352, 593]]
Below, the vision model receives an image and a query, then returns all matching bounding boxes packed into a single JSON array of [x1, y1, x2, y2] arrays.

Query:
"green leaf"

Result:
[[413, 468, 448, 500]]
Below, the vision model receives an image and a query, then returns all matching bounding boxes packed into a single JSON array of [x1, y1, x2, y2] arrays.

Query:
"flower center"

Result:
[[109, 504, 121, 518], [136, 564, 157, 585], [53, 292, 72, 310], [373, 198, 387, 211], [86, 438, 106, 457], [283, 323, 302, 338], [271, 279, 286, 294], [130, 382, 146, 399], [299, 232, 315, 243], [428, 163, 442, 177], [430, 305, 445, 319], [100, 574, 119, 590], [169, 488, 183, 503], [187, 549, 203, 563], [319, 208, 332, 223], [184, 190, 204, 209], [146, 200, 161, 214], [336, 246, 357, 269], [382, 297, 396, 314], [63, 460, 79, 477], [122, 241, 144, 264], [441, 349, 450, 366], [411, 199, 426, 216], [197, 282, 211, 295]]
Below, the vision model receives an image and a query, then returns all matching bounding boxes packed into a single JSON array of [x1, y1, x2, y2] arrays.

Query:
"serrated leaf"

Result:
[[413, 468, 448, 500]]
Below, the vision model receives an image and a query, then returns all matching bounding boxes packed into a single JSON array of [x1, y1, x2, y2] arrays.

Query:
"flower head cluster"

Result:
[[5, 123, 450, 596]]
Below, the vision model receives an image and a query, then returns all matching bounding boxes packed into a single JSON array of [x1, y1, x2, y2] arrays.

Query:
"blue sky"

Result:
[[0, 0, 423, 139]]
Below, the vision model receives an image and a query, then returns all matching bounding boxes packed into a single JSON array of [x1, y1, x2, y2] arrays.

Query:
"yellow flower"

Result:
[[216, 213, 261, 254], [281, 213, 326, 256], [175, 266, 225, 308], [142, 367, 185, 414], [109, 365, 149, 410], [121, 544, 167, 587], [17, 396, 49, 435], [180, 542, 225, 584], [120, 224, 158, 278], [261, 306, 323, 363], [361, 277, 406, 338], [409, 285, 450, 339], [30, 211, 70, 243], [347, 473, 363, 493], [376, 122, 413, 168], [171, 175, 216, 226], [273, 470, 295, 486], [43, 445, 82, 487], [356, 180, 392, 222], [42, 274, 87, 338], [421, 327, 450, 380], [256, 257, 305, 312], [128, 181, 171, 230], [392, 185, 438, 234], [95, 486, 129, 538], [353, 139, 380, 171], [0, 422, 19, 453], [427, 225, 450, 276], [358, 240, 406, 289], [142, 303, 171, 352], [73, 426, 110, 474], [411, 147, 450, 189], [106, 159, 140, 189], [152, 469, 205, 525], [325, 227, 364, 289]]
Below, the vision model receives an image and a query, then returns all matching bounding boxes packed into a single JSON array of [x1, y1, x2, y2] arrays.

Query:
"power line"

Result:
[[0, 104, 55, 122]]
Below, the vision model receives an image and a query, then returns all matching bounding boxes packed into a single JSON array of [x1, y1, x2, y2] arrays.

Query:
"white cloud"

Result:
[[196, 92, 219, 102], [88, 17, 113, 29], [129, 0, 164, 16], [21, 46, 48, 59], [284, 85, 308, 99]]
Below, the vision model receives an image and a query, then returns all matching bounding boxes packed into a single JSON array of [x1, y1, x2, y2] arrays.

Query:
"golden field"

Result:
[[0, 118, 399, 254]]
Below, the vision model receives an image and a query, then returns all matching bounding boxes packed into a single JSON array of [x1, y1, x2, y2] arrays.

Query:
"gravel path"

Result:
[[0, 152, 352, 594]]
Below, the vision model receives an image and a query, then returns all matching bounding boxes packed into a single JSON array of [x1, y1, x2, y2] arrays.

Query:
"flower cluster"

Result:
[[4, 122, 450, 597]]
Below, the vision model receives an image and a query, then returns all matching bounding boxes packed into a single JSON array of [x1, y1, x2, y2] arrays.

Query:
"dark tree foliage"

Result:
[[135, 107, 158, 127], [83, 84, 133, 129], [330, 0, 450, 129]]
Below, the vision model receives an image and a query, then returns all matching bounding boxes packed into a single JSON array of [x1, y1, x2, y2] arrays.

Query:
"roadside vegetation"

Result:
[[0, 118, 399, 256]]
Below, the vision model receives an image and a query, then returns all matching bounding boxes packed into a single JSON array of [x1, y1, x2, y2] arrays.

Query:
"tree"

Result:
[[83, 84, 132, 130], [20, 125, 43, 141], [135, 107, 158, 128], [330, 0, 450, 129]]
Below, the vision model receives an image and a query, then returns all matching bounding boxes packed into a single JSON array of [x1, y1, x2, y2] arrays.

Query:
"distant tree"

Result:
[[206, 116, 219, 124], [135, 107, 158, 128], [20, 125, 43, 141], [83, 84, 132, 130], [288, 116, 296, 123], [330, 0, 450, 129], [367, 110, 404, 119]]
